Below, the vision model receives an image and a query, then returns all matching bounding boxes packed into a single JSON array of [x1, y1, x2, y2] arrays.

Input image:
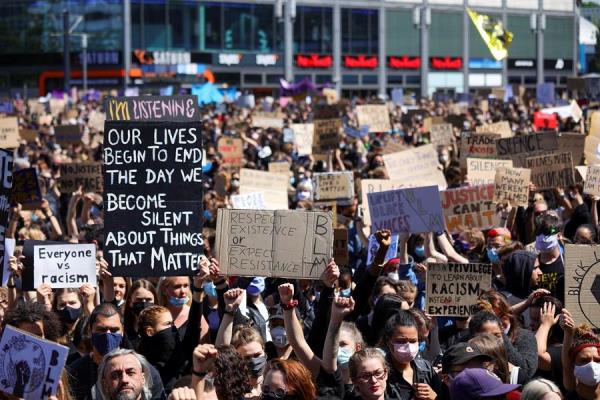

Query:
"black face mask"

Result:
[[261, 393, 298, 400], [141, 325, 179, 366], [56, 306, 82, 324], [132, 300, 152, 316], [247, 355, 267, 378]]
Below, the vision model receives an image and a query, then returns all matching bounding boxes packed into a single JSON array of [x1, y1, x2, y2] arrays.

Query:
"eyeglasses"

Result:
[[354, 369, 387, 383]]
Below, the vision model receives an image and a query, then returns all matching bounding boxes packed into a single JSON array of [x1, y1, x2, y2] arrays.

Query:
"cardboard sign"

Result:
[[496, 132, 559, 168], [426, 263, 493, 316], [103, 120, 204, 277], [313, 171, 354, 202], [584, 166, 600, 197], [460, 133, 498, 168], [252, 112, 284, 129], [268, 161, 291, 175], [430, 123, 454, 146], [367, 186, 445, 234], [313, 119, 341, 153], [525, 152, 575, 190], [467, 158, 513, 186], [558, 133, 585, 166], [240, 168, 288, 210], [49, 98, 66, 116], [356, 105, 391, 133], [333, 228, 349, 266], [475, 121, 513, 137], [33, 243, 96, 288], [59, 162, 103, 193], [366, 233, 399, 265], [0, 325, 68, 399], [231, 192, 267, 210], [218, 137, 243, 170], [104, 95, 200, 122], [27, 99, 45, 115], [10, 168, 41, 208], [383, 145, 447, 190], [19, 128, 37, 143], [54, 125, 82, 144], [577, 165, 588, 182], [361, 179, 405, 226], [440, 185, 498, 234], [292, 123, 314, 156], [1, 239, 15, 287], [88, 111, 106, 131], [585, 133, 600, 165], [215, 209, 333, 279], [494, 167, 531, 207], [564, 244, 600, 328], [0, 117, 20, 148]]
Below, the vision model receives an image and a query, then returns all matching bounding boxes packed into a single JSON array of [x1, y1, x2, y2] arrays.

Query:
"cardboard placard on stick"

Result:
[[215, 209, 333, 279], [564, 244, 600, 328], [426, 263, 493, 317], [0, 117, 20, 148], [218, 137, 243, 170], [360, 179, 405, 226], [525, 152, 575, 190], [584, 166, 600, 197], [313, 171, 354, 202], [292, 123, 313, 156], [240, 168, 289, 210], [231, 192, 267, 210], [494, 167, 531, 207], [440, 184, 498, 234], [467, 158, 513, 186], [496, 132, 559, 168], [383, 144, 447, 189], [356, 105, 391, 133], [10, 168, 41, 209], [430, 123, 454, 146], [59, 162, 103, 193], [33, 243, 97, 288]]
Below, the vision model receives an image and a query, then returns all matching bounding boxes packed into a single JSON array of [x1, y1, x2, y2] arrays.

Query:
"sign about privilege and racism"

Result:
[[494, 167, 531, 207], [0, 117, 20, 148], [104, 95, 200, 122], [313, 172, 354, 202], [367, 186, 445, 233], [564, 244, 600, 328], [215, 209, 333, 279], [496, 132, 559, 167], [440, 185, 498, 234], [467, 158, 513, 186], [33, 243, 97, 288], [524, 152, 575, 190], [426, 263, 493, 317], [218, 137, 243, 170], [9, 168, 41, 208], [356, 105, 391, 133], [59, 162, 103, 193], [361, 179, 405, 226], [240, 168, 288, 210], [584, 166, 600, 197], [103, 120, 203, 276], [292, 123, 314, 156], [383, 145, 447, 189], [430, 123, 454, 146], [0, 325, 68, 400]]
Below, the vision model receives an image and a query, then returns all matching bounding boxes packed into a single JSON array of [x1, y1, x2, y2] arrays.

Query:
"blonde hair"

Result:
[[157, 276, 191, 306], [137, 305, 170, 335], [397, 280, 417, 295], [349, 348, 387, 381], [232, 325, 264, 349]]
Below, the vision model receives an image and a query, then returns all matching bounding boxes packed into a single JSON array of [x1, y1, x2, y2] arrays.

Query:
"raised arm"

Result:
[[41, 199, 62, 239], [435, 231, 469, 263], [535, 302, 560, 371], [66, 187, 83, 239], [323, 296, 355, 374], [561, 308, 576, 391], [215, 288, 244, 347]]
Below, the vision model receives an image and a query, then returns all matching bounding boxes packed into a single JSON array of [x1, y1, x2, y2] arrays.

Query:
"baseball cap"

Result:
[[450, 368, 520, 400], [442, 343, 494, 374]]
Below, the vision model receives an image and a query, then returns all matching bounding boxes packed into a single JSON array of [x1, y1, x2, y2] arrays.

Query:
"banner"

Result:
[[430, 123, 454, 146], [356, 105, 391, 133], [0, 117, 20, 149], [59, 162, 103, 193], [10, 168, 42, 208], [467, 158, 513, 186], [426, 263, 493, 316], [313, 119, 341, 153], [360, 179, 405, 226], [33, 243, 97, 288], [564, 244, 600, 328], [313, 171, 354, 202], [496, 132, 559, 168], [383, 145, 447, 189], [218, 137, 243, 170], [291, 123, 314, 156], [525, 152, 575, 190], [104, 95, 200, 122], [231, 192, 267, 210], [440, 184, 498, 234], [215, 209, 333, 279], [493, 167, 531, 207], [240, 168, 288, 210]]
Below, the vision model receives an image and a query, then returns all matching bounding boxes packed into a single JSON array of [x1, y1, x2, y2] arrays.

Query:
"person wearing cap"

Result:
[[485, 228, 511, 265], [441, 343, 494, 386], [266, 305, 293, 360], [533, 213, 565, 303], [450, 368, 521, 400]]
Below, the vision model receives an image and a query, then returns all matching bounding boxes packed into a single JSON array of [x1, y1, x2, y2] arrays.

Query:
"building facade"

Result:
[[0, 0, 577, 97]]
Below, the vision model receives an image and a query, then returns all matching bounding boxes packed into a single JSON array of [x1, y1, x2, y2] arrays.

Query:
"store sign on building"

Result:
[[468, 58, 502, 69], [296, 54, 333, 68], [133, 50, 191, 65], [344, 55, 378, 69], [388, 56, 421, 69], [218, 53, 243, 66], [77, 51, 120, 66], [508, 59, 536, 69], [544, 59, 573, 71], [256, 54, 279, 67], [430, 57, 463, 70]]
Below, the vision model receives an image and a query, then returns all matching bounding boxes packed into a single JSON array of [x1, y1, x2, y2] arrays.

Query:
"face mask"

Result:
[[337, 347, 354, 367], [168, 296, 188, 307], [132, 300, 152, 316], [575, 361, 600, 386], [414, 245, 425, 258], [454, 240, 470, 253], [247, 355, 267, 377], [56, 306, 82, 324], [487, 247, 500, 264], [31, 214, 40, 223], [418, 341, 427, 353], [202, 161, 213, 173], [91, 332, 122, 356], [387, 272, 399, 281], [339, 288, 352, 298], [535, 234, 559, 253], [203, 210, 213, 222], [271, 326, 288, 348], [391, 342, 419, 363], [142, 326, 179, 365], [203, 282, 217, 298]]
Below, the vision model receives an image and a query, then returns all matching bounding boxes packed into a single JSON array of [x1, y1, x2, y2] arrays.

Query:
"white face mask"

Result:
[[387, 272, 399, 281], [575, 361, 600, 386], [271, 326, 288, 348]]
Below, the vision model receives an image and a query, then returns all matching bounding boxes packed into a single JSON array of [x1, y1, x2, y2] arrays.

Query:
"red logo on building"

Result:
[[389, 56, 421, 69], [430, 57, 463, 70], [296, 54, 333, 68], [344, 55, 378, 69]]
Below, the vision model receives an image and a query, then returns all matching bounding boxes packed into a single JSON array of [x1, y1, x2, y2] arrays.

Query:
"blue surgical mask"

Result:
[[487, 247, 500, 264], [203, 282, 217, 298], [414, 245, 425, 258], [453, 240, 470, 253], [535, 234, 559, 253], [337, 347, 354, 367], [202, 161, 213, 173], [168, 296, 188, 307], [91, 332, 122, 356], [340, 288, 352, 298], [418, 341, 427, 353], [203, 209, 213, 221], [31, 214, 40, 223]]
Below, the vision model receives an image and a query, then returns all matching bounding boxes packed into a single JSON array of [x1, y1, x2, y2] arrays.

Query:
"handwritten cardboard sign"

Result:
[[104, 95, 200, 122], [54, 125, 82, 144], [59, 162, 103, 193], [564, 244, 600, 328], [494, 167, 531, 207], [9, 168, 41, 209], [584, 166, 600, 197], [496, 132, 559, 168], [292, 123, 313, 156], [215, 209, 333, 279], [430, 123, 455, 146], [231, 192, 267, 210], [467, 158, 513, 186], [356, 105, 391, 133], [366, 233, 399, 265], [313, 171, 354, 202], [333, 228, 349, 266], [33, 243, 96, 289], [218, 137, 243, 170], [313, 119, 341, 154], [383, 145, 447, 189], [268, 161, 291, 175], [0, 325, 68, 399], [0, 117, 20, 149], [558, 132, 585, 166], [426, 263, 493, 316], [360, 179, 405, 226], [440, 184, 498, 234], [475, 121, 512, 137], [49, 98, 66, 116], [19, 129, 37, 143], [524, 151, 575, 190], [460, 133, 498, 169], [240, 168, 289, 210], [367, 186, 445, 234], [88, 111, 106, 131], [252, 112, 284, 129]]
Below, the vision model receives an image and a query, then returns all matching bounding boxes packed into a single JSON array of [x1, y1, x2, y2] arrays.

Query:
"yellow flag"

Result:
[[467, 8, 513, 61]]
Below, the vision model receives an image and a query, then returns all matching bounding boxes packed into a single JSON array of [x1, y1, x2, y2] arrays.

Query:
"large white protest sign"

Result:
[[231, 192, 267, 210], [291, 123, 314, 156], [383, 145, 447, 189], [356, 105, 391, 133], [34, 244, 97, 288], [240, 168, 289, 210], [313, 171, 354, 202]]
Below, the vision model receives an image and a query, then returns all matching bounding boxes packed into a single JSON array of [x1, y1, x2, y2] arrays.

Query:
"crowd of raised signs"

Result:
[[0, 90, 597, 400]]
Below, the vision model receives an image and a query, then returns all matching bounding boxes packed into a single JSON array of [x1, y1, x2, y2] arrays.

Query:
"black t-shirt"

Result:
[[315, 368, 345, 400], [564, 203, 592, 241], [535, 345, 564, 391], [385, 357, 446, 400], [538, 256, 565, 302]]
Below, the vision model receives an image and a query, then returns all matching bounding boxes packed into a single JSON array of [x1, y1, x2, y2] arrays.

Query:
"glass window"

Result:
[[169, 1, 198, 50], [362, 75, 378, 84], [295, 6, 332, 54], [144, 1, 168, 50], [223, 3, 254, 50], [386, 9, 419, 56], [507, 15, 535, 59], [524, 76, 537, 84], [342, 8, 378, 54], [406, 75, 421, 85], [266, 74, 283, 84], [387, 75, 404, 84], [544, 16, 574, 59], [202, 3, 222, 50], [254, 4, 274, 52], [508, 76, 521, 84], [545, 76, 557, 84], [469, 13, 501, 58], [316, 75, 332, 84], [429, 11, 462, 57], [244, 74, 262, 84], [342, 75, 359, 84]]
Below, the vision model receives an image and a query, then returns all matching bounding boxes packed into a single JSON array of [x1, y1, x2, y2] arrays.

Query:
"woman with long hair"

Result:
[[122, 279, 158, 349]]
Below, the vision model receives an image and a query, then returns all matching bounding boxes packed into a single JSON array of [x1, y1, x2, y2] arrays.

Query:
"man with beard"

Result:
[[98, 349, 153, 400]]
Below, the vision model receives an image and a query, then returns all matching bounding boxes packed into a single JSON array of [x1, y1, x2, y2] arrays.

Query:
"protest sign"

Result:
[[536, 83, 555, 104], [27, 99, 45, 115], [366, 233, 399, 266], [367, 186, 445, 234], [10, 168, 41, 209], [292, 123, 313, 156], [215, 209, 333, 279], [268, 161, 291, 175], [0, 325, 68, 399], [475, 121, 512, 137], [446, 114, 466, 129], [313, 171, 354, 202], [88, 111, 106, 131], [467, 158, 513, 186], [577, 166, 588, 182], [38, 115, 53, 126], [460, 133, 497, 168], [0, 117, 20, 148], [313, 119, 341, 153], [494, 167, 531, 207], [313, 105, 341, 120], [1, 238, 15, 286], [59, 162, 103, 193], [231, 192, 267, 210], [49, 98, 66, 116], [440, 184, 498, 234], [430, 123, 454, 146], [54, 125, 82, 144], [0, 150, 12, 285], [584, 166, 600, 197], [361, 179, 405, 226], [585, 133, 600, 165], [33, 243, 96, 288], [103, 119, 203, 277], [558, 132, 585, 165], [333, 228, 349, 266], [391, 88, 403, 105], [252, 112, 284, 129], [383, 145, 447, 189], [19, 128, 37, 143], [240, 168, 288, 210], [426, 263, 493, 316], [534, 112, 557, 130], [564, 244, 600, 328], [104, 95, 200, 122], [525, 152, 575, 190], [214, 172, 228, 199], [218, 137, 243, 170], [496, 132, 559, 168], [356, 105, 391, 133], [323, 88, 339, 105]]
